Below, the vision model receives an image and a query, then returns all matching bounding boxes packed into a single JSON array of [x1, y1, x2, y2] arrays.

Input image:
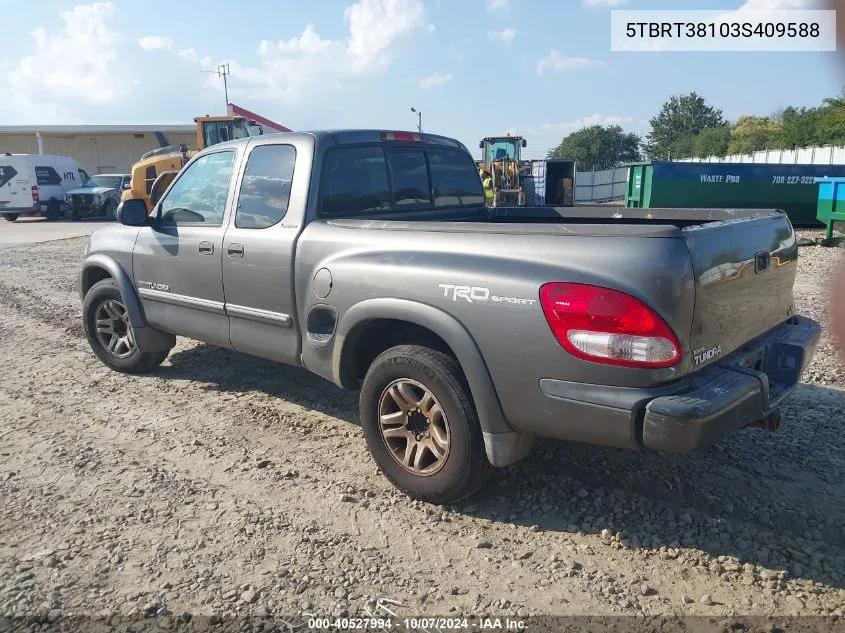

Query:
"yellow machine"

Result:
[[121, 114, 265, 211], [477, 133, 532, 206]]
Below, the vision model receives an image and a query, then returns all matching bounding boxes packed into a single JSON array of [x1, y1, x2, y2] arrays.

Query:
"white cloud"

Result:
[[420, 72, 453, 88], [485, 0, 509, 11], [536, 51, 603, 75], [583, 0, 628, 6], [427, 23, 436, 32], [178, 48, 199, 61], [207, 0, 425, 103], [488, 28, 517, 45], [5, 2, 128, 119], [542, 114, 635, 134], [138, 35, 173, 51]]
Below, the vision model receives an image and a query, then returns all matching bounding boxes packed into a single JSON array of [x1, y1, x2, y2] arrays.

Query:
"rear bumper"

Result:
[[535, 315, 822, 454]]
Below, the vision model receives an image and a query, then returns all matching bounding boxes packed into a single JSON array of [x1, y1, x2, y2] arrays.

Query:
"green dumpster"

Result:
[[817, 177, 845, 242], [625, 161, 845, 226]]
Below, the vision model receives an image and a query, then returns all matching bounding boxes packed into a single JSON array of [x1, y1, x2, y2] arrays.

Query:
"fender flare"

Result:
[[79, 254, 175, 353], [333, 298, 511, 436], [80, 254, 148, 327]]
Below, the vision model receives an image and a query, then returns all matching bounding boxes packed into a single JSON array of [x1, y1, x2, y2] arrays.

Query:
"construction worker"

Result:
[[480, 169, 494, 205]]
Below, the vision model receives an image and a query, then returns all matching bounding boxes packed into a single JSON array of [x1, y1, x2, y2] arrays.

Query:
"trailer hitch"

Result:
[[748, 410, 781, 432]]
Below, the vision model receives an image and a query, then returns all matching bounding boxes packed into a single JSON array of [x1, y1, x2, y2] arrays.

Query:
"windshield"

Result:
[[484, 139, 518, 163], [87, 176, 122, 189]]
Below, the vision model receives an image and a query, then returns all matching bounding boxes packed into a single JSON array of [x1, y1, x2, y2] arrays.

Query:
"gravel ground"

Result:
[[1, 233, 844, 632]]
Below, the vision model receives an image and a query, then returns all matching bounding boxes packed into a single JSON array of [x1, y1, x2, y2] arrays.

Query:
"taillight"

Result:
[[539, 282, 681, 368], [380, 131, 423, 142], [31, 185, 39, 202]]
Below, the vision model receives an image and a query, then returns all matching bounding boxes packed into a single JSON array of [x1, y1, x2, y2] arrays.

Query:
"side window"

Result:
[[203, 122, 220, 147], [319, 147, 390, 217], [235, 144, 296, 229], [385, 150, 430, 206], [428, 149, 485, 208], [159, 150, 236, 226]]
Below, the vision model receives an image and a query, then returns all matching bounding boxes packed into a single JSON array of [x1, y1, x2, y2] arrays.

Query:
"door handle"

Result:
[[227, 243, 244, 257], [198, 241, 214, 255]]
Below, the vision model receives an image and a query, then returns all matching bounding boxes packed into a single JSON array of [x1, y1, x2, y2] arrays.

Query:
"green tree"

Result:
[[816, 96, 845, 146], [727, 115, 782, 154], [547, 124, 641, 170], [692, 125, 731, 157], [668, 134, 696, 160], [776, 106, 819, 149], [645, 92, 725, 159]]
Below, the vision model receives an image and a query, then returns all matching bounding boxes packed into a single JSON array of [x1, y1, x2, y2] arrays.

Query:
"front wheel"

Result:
[[43, 199, 60, 222], [2, 213, 18, 222], [103, 198, 117, 221], [82, 278, 170, 373], [359, 345, 493, 505]]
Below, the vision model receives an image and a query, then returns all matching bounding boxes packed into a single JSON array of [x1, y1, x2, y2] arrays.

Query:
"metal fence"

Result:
[[677, 144, 845, 165], [575, 167, 628, 202]]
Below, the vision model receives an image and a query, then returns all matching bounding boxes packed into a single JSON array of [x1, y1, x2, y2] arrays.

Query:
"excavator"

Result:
[[477, 133, 532, 206], [121, 113, 269, 212]]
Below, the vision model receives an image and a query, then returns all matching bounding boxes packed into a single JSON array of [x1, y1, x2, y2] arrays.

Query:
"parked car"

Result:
[[78, 130, 821, 504], [0, 153, 88, 221], [65, 173, 130, 221]]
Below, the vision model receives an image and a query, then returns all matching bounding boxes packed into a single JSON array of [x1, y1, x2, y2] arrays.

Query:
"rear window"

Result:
[[319, 145, 483, 218]]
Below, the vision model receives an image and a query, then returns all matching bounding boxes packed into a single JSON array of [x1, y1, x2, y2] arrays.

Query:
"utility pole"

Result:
[[201, 62, 232, 113], [410, 107, 422, 133], [218, 63, 230, 111]]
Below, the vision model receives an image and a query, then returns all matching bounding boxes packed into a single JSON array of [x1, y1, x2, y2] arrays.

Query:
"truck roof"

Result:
[[206, 129, 471, 153]]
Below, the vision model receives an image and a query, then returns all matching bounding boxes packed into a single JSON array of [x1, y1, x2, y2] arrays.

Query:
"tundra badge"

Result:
[[693, 345, 722, 366], [137, 280, 170, 292]]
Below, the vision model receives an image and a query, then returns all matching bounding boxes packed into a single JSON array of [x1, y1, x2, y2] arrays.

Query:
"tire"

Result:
[[359, 344, 493, 505], [103, 198, 117, 221], [43, 199, 60, 222], [2, 213, 18, 222], [70, 209, 81, 221], [82, 278, 170, 374]]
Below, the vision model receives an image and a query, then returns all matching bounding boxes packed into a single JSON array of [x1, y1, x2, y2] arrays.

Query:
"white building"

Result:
[[0, 125, 196, 175]]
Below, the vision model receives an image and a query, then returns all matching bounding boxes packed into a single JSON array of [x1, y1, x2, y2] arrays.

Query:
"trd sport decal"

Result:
[[438, 284, 536, 307]]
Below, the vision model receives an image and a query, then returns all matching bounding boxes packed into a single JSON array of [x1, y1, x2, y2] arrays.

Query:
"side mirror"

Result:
[[116, 199, 149, 226], [521, 139, 527, 148], [479, 141, 484, 149], [122, 182, 131, 190]]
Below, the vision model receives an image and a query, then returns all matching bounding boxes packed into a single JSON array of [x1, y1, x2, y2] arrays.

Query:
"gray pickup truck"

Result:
[[78, 129, 821, 504]]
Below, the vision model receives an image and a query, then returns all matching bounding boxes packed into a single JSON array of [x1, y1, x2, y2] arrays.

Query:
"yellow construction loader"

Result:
[[477, 133, 532, 206], [121, 114, 266, 211]]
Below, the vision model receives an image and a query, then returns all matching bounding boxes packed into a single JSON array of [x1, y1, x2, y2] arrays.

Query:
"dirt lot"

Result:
[[1, 232, 845, 631]]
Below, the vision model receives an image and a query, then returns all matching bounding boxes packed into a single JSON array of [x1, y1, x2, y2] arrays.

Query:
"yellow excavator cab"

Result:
[[121, 115, 264, 212]]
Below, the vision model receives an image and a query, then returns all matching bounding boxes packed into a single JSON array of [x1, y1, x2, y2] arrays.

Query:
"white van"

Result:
[[0, 153, 90, 222]]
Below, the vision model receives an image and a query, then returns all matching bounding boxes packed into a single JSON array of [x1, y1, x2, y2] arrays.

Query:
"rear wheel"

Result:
[[43, 199, 60, 222], [83, 278, 170, 373], [359, 345, 493, 504], [2, 213, 18, 222]]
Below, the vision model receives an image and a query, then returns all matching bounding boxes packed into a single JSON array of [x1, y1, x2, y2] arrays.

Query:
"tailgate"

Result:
[[682, 212, 797, 369]]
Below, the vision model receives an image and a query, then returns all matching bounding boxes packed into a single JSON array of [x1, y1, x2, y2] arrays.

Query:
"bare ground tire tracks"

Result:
[[1, 236, 845, 623]]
